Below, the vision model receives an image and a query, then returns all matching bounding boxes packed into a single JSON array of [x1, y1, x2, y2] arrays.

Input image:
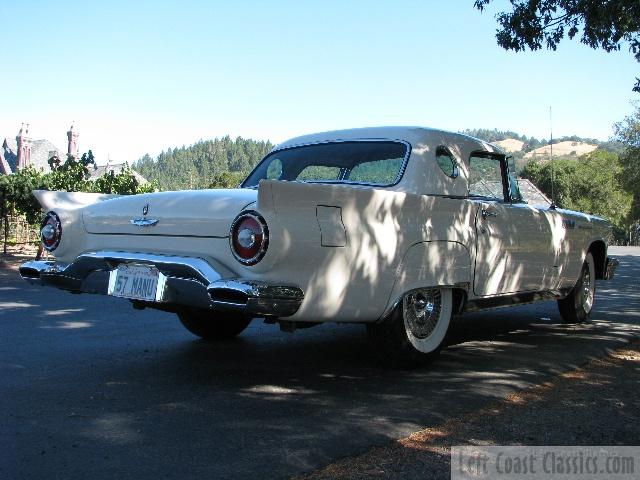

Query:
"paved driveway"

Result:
[[1, 247, 639, 479]]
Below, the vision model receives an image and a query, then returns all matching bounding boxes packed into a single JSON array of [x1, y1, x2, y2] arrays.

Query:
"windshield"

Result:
[[241, 141, 409, 188]]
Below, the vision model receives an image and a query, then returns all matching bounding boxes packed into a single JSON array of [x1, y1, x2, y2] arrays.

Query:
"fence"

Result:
[[1, 215, 41, 255]]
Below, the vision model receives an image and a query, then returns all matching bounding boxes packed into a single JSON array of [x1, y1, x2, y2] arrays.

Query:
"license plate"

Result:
[[107, 264, 166, 302]]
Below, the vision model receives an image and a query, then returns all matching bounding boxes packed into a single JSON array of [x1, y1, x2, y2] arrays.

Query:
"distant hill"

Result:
[[524, 141, 598, 159], [493, 139, 524, 152], [461, 128, 605, 154]]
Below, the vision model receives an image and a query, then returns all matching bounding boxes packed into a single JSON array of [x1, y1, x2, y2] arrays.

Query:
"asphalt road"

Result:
[[2, 246, 639, 480]]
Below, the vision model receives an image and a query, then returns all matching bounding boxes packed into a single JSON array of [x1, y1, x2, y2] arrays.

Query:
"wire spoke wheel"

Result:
[[577, 263, 594, 312], [367, 287, 453, 368], [403, 289, 442, 340]]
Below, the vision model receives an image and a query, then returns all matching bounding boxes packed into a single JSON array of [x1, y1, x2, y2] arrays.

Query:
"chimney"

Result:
[[16, 123, 32, 170], [67, 123, 79, 158]]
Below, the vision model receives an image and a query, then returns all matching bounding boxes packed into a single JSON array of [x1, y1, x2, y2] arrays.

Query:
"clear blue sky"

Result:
[[0, 0, 637, 163]]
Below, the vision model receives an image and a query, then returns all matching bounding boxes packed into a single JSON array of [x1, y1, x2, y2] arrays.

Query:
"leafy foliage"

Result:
[[0, 152, 156, 227], [135, 136, 273, 191], [0, 166, 47, 224], [614, 102, 640, 222], [206, 171, 246, 189], [474, 0, 640, 92], [92, 164, 156, 194], [522, 150, 633, 237], [47, 151, 96, 192]]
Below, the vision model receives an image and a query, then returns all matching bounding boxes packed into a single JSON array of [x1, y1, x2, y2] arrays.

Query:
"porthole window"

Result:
[[266, 158, 283, 179], [435, 146, 459, 179]]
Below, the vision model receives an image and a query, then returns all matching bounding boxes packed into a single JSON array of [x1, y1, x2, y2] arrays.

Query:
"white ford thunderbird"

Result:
[[20, 127, 618, 367]]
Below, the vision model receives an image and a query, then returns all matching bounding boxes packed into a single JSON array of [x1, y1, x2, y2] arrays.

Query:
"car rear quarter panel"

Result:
[[253, 180, 476, 322]]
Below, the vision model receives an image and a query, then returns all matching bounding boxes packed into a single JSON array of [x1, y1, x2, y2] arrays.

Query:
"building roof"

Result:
[[1, 137, 63, 173], [0, 146, 11, 175], [89, 162, 148, 184]]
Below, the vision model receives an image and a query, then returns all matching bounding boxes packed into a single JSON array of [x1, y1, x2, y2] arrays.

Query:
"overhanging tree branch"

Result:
[[475, 0, 640, 92]]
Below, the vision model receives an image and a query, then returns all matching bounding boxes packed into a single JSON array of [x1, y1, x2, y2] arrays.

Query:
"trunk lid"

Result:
[[82, 189, 257, 237]]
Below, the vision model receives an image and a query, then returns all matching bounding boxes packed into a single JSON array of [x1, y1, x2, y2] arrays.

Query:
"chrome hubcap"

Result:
[[579, 264, 594, 311], [404, 289, 441, 339]]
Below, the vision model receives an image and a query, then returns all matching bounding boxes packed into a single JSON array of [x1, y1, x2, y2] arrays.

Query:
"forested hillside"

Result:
[[134, 136, 273, 191], [133, 129, 624, 191]]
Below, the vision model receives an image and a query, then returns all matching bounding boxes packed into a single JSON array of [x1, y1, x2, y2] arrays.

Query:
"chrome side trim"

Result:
[[463, 289, 572, 313]]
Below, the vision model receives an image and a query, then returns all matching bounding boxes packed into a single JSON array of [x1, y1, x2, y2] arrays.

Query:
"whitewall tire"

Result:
[[367, 288, 453, 368]]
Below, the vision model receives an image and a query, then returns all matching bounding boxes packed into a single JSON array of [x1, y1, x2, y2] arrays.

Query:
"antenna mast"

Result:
[[549, 106, 557, 210]]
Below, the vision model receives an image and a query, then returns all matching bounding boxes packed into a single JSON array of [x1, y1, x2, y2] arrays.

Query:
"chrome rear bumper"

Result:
[[19, 251, 304, 318]]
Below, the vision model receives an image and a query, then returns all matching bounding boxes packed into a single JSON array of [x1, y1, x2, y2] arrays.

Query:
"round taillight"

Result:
[[40, 211, 62, 252], [230, 211, 268, 265]]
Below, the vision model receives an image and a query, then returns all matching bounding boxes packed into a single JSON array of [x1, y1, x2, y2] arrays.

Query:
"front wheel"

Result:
[[177, 308, 252, 340], [557, 252, 595, 323], [367, 288, 453, 369]]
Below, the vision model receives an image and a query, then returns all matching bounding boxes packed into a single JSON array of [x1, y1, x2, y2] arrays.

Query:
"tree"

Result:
[[614, 102, 640, 221], [47, 151, 97, 192], [522, 149, 632, 239], [474, 0, 640, 92], [92, 164, 156, 194], [134, 137, 273, 191], [207, 171, 246, 189]]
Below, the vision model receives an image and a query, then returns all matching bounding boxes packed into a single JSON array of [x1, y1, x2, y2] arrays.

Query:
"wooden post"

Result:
[[3, 215, 7, 256], [1, 189, 6, 256]]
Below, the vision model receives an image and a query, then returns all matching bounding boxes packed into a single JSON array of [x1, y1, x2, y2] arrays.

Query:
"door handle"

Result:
[[481, 209, 498, 220]]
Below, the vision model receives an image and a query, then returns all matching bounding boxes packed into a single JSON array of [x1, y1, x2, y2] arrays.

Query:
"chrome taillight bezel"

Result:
[[229, 211, 269, 266], [40, 211, 62, 252]]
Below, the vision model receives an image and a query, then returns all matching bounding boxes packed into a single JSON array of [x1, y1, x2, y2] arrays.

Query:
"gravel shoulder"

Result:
[[296, 341, 640, 480]]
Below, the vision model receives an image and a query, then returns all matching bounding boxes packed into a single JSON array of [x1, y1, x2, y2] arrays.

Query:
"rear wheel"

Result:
[[557, 252, 595, 323], [177, 308, 252, 340], [367, 288, 453, 368]]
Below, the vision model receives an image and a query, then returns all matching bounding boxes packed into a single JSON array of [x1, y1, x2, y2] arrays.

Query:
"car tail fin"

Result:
[[32, 190, 121, 211]]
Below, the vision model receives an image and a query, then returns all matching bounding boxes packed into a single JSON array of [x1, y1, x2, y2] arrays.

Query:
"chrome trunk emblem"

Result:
[[130, 203, 159, 227]]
